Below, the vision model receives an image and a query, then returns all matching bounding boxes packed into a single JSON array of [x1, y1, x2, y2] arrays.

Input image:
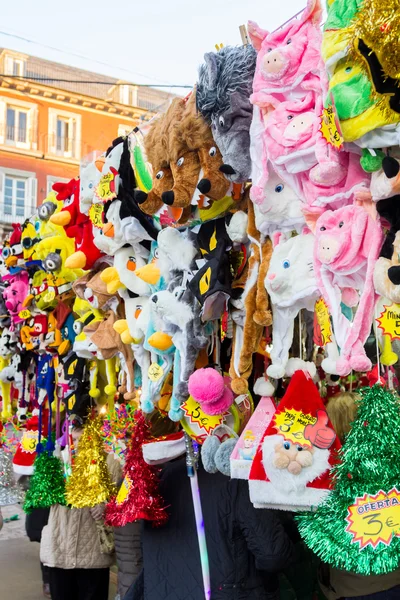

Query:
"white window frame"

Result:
[[46, 175, 70, 195], [119, 85, 138, 107], [4, 55, 25, 77], [0, 168, 37, 224], [48, 108, 81, 160], [0, 96, 38, 151]]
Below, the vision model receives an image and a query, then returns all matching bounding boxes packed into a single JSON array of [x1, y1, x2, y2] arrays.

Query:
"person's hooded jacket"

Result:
[[129, 457, 294, 600]]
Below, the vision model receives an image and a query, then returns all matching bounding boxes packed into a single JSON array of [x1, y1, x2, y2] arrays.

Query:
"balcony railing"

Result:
[[0, 205, 36, 224], [6, 125, 28, 144]]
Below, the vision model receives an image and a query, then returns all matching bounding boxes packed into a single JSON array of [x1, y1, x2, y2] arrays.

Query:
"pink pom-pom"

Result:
[[188, 368, 225, 403]]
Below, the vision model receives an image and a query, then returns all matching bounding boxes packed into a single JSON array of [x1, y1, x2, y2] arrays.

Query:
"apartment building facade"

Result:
[[0, 49, 173, 236]]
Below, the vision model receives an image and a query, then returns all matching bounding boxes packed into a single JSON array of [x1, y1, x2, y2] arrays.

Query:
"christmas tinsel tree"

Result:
[[66, 415, 116, 508], [0, 446, 24, 506], [105, 411, 168, 527], [23, 450, 66, 514], [297, 385, 400, 575]]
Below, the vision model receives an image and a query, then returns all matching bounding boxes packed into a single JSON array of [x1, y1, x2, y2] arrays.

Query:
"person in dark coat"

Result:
[[125, 456, 294, 600]]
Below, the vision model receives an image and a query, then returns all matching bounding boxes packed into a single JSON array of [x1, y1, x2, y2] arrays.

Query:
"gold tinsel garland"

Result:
[[65, 416, 116, 509], [345, 0, 400, 119]]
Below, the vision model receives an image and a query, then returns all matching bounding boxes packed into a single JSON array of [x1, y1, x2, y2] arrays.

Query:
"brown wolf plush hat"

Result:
[[136, 98, 185, 216]]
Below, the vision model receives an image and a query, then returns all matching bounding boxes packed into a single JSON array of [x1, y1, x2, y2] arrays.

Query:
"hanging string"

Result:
[[375, 306, 382, 383], [299, 310, 303, 361]]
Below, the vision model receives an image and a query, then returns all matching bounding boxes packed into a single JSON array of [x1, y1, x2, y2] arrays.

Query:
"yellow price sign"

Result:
[[95, 171, 117, 202], [148, 363, 164, 382], [18, 309, 32, 320], [89, 203, 105, 229], [320, 104, 343, 150], [346, 488, 400, 549], [20, 430, 39, 454], [314, 297, 333, 346], [181, 395, 224, 434], [273, 409, 317, 449], [116, 474, 132, 506], [43, 289, 56, 303], [376, 303, 400, 341]]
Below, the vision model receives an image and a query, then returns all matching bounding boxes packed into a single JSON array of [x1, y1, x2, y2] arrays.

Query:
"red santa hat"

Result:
[[12, 415, 42, 475], [249, 370, 341, 512], [142, 431, 185, 465]]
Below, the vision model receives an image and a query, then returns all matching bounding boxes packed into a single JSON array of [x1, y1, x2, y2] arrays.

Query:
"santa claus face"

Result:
[[273, 440, 314, 475], [262, 434, 331, 494]]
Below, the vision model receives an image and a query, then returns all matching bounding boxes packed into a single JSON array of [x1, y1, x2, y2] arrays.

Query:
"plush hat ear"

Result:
[[214, 438, 237, 476], [201, 435, 220, 473], [247, 21, 268, 51], [204, 52, 219, 89]]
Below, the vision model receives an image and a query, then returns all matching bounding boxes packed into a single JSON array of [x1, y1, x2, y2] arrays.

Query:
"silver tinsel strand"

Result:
[[0, 448, 24, 506]]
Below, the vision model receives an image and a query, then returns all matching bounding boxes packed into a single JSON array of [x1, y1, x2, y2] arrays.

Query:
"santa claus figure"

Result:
[[249, 370, 341, 511]]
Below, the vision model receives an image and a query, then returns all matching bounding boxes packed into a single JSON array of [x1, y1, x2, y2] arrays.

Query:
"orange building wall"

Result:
[[0, 88, 139, 204]]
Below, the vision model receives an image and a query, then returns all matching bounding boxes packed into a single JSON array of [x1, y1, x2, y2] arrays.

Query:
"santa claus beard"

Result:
[[262, 434, 331, 494]]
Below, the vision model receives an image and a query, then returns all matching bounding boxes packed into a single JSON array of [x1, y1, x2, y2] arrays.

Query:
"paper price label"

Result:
[[182, 396, 224, 434], [18, 309, 31, 320], [376, 303, 400, 341], [116, 474, 132, 506], [95, 172, 117, 202], [89, 203, 104, 229], [346, 488, 400, 549], [21, 430, 39, 454], [320, 104, 343, 150], [314, 297, 333, 346], [274, 409, 317, 449], [148, 363, 164, 382]]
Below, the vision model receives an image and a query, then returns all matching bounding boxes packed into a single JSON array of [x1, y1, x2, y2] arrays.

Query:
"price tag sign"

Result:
[[346, 488, 400, 549], [89, 203, 105, 229], [376, 303, 400, 341], [43, 289, 56, 304], [320, 104, 343, 150], [181, 396, 224, 435], [20, 430, 39, 454], [148, 363, 164, 382], [95, 172, 117, 202], [314, 297, 333, 346], [116, 474, 132, 506], [18, 309, 31, 320], [274, 409, 317, 449]]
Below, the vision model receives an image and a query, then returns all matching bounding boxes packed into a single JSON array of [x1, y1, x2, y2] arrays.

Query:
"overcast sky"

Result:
[[0, 0, 307, 92]]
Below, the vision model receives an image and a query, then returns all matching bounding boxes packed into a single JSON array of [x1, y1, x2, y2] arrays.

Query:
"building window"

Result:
[[4, 55, 25, 77], [0, 98, 37, 150], [119, 84, 138, 106], [48, 109, 81, 160], [4, 177, 26, 218], [6, 107, 28, 144], [0, 170, 37, 224], [46, 175, 70, 195]]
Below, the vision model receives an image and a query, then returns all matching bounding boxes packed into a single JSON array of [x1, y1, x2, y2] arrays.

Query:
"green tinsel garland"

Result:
[[23, 451, 66, 514], [297, 385, 400, 575]]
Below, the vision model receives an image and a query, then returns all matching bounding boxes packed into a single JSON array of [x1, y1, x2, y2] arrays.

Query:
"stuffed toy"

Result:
[[3, 271, 30, 325], [229, 201, 272, 394], [265, 231, 319, 379], [347, 0, 400, 117], [311, 205, 383, 376], [136, 99, 185, 216], [3, 223, 23, 269], [373, 195, 400, 303], [368, 155, 400, 202], [249, 370, 341, 511], [248, 0, 323, 102], [188, 368, 233, 416], [80, 160, 102, 215], [50, 178, 104, 270], [21, 217, 41, 262], [197, 45, 257, 183], [150, 272, 208, 420]]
